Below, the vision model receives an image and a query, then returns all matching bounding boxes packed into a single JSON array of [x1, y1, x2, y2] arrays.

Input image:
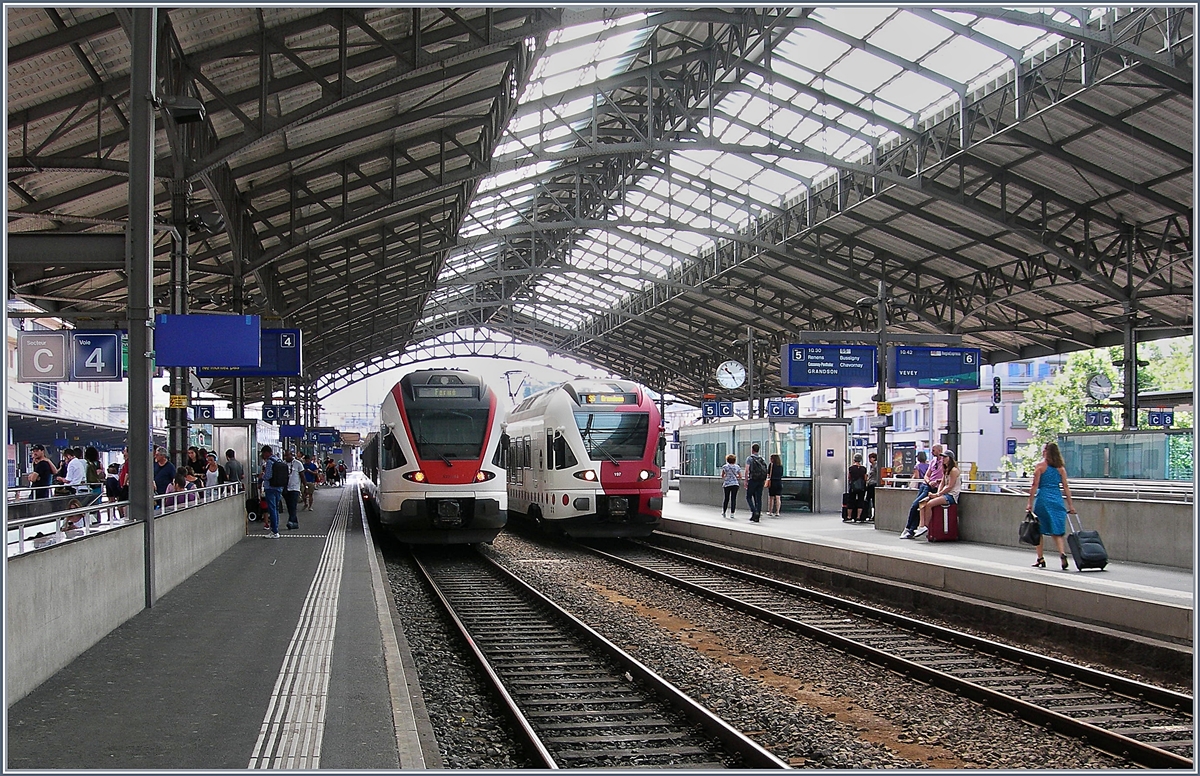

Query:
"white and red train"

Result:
[[504, 378, 664, 538], [361, 369, 507, 544]]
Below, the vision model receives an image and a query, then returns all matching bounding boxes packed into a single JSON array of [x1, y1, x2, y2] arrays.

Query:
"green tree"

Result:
[[1013, 337, 1193, 474]]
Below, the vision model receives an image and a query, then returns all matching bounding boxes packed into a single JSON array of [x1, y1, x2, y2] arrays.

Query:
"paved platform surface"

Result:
[[5, 478, 431, 770], [657, 491, 1195, 646]]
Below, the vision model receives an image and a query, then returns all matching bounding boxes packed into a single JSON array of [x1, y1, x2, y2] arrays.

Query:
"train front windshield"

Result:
[[407, 409, 490, 460], [574, 412, 650, 460]]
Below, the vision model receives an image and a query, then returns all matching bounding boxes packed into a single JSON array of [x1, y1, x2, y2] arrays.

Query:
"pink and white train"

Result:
[[504, 378, 664, 538]]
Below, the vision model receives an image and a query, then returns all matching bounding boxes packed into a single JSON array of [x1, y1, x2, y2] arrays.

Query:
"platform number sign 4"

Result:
[[70, 332, 121, 381], [280, 332, 296, 348]]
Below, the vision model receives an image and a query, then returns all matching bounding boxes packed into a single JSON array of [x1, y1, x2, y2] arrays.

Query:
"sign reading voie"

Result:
[[196, 329, 301, 378], [782, 344, 877, 388], [891, 347, 981, 390]]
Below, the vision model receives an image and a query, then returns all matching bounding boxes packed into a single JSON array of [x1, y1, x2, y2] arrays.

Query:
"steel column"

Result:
[[127, 7, 157, 609]]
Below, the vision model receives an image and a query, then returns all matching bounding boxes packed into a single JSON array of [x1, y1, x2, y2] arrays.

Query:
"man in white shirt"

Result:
[[283, 449, 305, 530], [56, 447, 89, 495]]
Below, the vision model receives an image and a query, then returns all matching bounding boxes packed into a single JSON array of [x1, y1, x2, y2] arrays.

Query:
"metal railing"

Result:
[[6, 482, 243, 557], [882, 476, 1193, 503]]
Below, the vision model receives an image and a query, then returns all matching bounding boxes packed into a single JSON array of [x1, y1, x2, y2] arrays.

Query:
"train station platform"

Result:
[[6, 483, 1191, 769], [655, 491, 1194, 677], [5, 480, 437, 770]]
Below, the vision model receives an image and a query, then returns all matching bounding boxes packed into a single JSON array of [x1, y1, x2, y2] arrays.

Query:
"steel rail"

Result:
[[585, 540, 1194, 769], [410, 550, 558, 769], [411, 547, 790, 769]]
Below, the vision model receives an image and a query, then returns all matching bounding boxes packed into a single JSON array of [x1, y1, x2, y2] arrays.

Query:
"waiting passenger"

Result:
[[916, 450, 960, 537], [1025, 442, 1077, 570], [720, 453, 741, 519], [201, 453, 227, 490], [766, 453, 783, 517], [865, 451, 880, 518], [105, 463, 122, 503], [901, 445, 942, 539], [164, 472, 197, 509], [223, 449, 244, 490], [744, 443, 768, 522], [846, 454, 868, 522]]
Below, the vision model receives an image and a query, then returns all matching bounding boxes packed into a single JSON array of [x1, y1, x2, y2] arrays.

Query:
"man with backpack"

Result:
[[743, 443, 769, 523], [259, 445, 286, 538]]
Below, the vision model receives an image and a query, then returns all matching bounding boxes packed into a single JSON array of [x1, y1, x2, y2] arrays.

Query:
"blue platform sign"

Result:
[[701, 401, 719, 419], [262, 404, 296, 422], [1006, 438, 1018, 455], [766, 400, 799, 419], [1086, 411, 1114, 427], [280, 424, 306, 439], [155, 314, 261, 367], [70, 331, 122, 381], [196, 329, 302, 378], [1147, 411, 1175, 427], [193, 405, 216, 421], [717, 401, 734, 417], [891, 347, 981, 390], [782, 344, 877, 388]]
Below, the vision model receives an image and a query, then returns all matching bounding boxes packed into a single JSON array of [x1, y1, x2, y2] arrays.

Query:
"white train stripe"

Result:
[[248, 487, 350, 769]]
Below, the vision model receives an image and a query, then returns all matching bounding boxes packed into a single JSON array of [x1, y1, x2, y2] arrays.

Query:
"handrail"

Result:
[[6, 482, 244, 557], [882, 476, 1193, 503]]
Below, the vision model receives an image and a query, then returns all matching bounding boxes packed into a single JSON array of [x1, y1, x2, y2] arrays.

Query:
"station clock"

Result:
[[716, 360, 746, 390]]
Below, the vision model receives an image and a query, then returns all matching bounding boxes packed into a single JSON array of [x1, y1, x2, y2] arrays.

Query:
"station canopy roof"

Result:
[[6, 7, 1193, 403]]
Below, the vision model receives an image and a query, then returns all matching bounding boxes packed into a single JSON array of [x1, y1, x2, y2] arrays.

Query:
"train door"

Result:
[[546, 430, 555, 513]]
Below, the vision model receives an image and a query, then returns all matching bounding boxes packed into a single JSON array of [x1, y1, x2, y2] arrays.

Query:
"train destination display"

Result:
[[891, 347, 981, 390], [782, 344, 878, 388]]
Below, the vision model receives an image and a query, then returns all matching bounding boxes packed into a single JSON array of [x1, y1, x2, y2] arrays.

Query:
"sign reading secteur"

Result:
[[782, 344, 878, 388]]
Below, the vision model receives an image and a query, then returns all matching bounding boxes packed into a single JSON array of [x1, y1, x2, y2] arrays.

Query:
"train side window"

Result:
[[546, 431, 554, 470], [553, 432, 577, 469], [381, 429, 407, 470]]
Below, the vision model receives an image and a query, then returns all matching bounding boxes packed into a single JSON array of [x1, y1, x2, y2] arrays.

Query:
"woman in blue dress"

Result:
[[1024, 442, 1078, 569]]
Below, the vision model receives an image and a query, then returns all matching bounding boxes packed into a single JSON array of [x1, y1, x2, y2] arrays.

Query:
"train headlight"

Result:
[[573, 470, 598, 481], [638, 469, 653, 481], [474, 470, 495, 482], [402, 471, 427, 483]]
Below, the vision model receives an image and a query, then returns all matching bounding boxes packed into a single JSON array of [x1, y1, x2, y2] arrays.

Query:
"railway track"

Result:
[[410, 547, 788, 769], [582, 540, 1194, 770]]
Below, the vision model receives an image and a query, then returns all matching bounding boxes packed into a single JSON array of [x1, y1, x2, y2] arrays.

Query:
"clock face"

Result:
[[1087, 373, 1113, 401], [717, 360, 746, 389]]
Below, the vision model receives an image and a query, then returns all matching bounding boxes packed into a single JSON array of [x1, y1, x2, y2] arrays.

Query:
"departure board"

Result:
[[415, 385, 479, 399], [782, 344, 878, 388], [891, 347, 981, 389]]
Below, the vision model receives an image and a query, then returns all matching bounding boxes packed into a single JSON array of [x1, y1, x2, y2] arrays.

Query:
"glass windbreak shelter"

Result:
[[1057, 430, 1193, 481], [679, 419, 850, 513]]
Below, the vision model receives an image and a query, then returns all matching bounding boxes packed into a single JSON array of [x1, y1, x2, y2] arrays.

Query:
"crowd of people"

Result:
[[716, 440, 1077, 571]]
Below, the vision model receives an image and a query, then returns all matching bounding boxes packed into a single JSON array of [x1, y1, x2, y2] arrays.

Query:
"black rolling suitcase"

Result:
[[841, 492, 851, 521], [1066, 512, 1108, 570]]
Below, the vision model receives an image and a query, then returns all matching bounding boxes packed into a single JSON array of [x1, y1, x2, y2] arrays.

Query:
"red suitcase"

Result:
[[926, 503, 958, 541]]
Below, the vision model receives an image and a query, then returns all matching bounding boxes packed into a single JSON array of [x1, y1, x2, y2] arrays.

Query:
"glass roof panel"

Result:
[[867, 13, 954, 62], [424, 7, 1086, 343], [812, 7, 897, 39], [921, 36, 1009, 81]]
